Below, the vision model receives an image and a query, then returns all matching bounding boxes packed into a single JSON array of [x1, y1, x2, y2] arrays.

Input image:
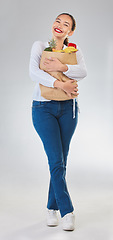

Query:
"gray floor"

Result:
[[1, 182, 113, 240]]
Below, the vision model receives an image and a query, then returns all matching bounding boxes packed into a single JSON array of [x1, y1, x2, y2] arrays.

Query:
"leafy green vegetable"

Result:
[[44, 47, 52, 52]]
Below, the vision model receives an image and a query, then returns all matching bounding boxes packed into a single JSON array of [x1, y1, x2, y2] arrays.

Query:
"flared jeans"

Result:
[[32, 99, 78, 217]]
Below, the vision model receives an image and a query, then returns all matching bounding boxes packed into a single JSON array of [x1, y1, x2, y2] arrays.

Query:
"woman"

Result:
[[29, 13, 87, 231]]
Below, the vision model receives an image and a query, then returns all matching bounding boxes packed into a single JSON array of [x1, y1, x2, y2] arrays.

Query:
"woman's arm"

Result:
[[29, 41, 57, 88], [54, 79, 79, 98], [43, 47, 87, 81], [63, 47, 87, 80]]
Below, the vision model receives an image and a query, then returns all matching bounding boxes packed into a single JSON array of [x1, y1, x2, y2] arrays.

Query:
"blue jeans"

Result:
[[32, 99, 78, 217]]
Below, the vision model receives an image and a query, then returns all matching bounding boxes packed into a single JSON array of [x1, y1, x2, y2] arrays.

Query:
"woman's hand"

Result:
[[43, 57, 68, 72], [62, 80, 78, 98], [54, 79, 79, 98]]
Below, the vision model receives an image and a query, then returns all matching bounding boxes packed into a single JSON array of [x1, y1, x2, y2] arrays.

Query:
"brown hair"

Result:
[[56, 13, 76, 46]]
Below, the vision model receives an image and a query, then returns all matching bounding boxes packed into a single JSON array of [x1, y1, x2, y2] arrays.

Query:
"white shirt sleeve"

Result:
[[63, 46, 87, 81], [29, 41, 57, 88]]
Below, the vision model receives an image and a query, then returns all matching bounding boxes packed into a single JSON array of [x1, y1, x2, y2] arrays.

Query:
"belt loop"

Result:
[[73, 98, 75, 119]]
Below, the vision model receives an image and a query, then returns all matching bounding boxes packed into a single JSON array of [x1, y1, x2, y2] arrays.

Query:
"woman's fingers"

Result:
[[72, 87, 79, 95], [67, 93, 72, 98], [43, 59, 49, 64], [72, 92, 78, 96], [69, 80, 78, 88], [44, 57, 55, 64]]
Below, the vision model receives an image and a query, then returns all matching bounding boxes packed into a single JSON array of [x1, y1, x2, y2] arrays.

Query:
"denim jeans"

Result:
[[32, 99, 78, 217]]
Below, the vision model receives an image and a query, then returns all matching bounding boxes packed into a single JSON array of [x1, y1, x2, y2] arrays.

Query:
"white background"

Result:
[[0, 0, 113, 239]]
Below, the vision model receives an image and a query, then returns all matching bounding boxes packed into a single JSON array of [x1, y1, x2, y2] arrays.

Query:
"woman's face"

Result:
[[52, 14, 73, 40]]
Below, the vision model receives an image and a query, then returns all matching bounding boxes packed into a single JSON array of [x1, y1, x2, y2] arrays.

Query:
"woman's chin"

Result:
[[53, 34, 63, 40], [52, 30, 63, 38]]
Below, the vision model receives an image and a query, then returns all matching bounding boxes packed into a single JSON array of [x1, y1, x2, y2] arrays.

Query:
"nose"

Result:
[[57, 22, 62, 29]]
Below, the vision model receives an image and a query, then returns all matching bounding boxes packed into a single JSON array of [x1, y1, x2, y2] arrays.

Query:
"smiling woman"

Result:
[[29, 12, 87, 231], [52, 13, 76, 47]]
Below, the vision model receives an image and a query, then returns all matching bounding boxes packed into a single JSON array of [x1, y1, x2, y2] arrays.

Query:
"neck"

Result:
[[53, 36, 64, 50]]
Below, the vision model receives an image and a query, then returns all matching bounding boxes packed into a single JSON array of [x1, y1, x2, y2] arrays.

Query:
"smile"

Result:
[[54, 28, 63, 33]]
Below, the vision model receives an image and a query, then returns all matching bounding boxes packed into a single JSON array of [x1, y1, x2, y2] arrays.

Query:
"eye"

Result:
[[56, 20, 60, 23], [64, 24, 68, 27]]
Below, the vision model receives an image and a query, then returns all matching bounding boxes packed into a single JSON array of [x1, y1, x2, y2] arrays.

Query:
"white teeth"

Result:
[[55, 28, 62, 33]]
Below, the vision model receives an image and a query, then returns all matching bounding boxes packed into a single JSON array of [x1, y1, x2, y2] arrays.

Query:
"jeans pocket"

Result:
[[32, 101, 49, 108], [68, 99, 77, 106]]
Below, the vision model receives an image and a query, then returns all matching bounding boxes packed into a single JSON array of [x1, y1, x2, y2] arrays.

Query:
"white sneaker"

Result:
[[62, 212, 75, 231], [47, 209, 58, 227]]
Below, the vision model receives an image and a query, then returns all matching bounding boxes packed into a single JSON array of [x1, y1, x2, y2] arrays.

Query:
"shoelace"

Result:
[[48, 210, 56, 216]]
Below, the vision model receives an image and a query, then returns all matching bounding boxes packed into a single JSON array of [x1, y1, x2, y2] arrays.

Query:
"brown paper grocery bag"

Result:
[[39, 51, 77, 100]]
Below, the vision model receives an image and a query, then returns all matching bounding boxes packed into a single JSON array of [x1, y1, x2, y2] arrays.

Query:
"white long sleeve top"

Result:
[[29, 41, 87, 101]]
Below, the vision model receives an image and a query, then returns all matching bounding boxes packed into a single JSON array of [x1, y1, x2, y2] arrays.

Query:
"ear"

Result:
[[68, 31, 74, 37]]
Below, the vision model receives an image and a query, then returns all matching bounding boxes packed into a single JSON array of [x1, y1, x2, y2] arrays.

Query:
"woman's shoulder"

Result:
[[31, 40, 48, 50], [30, 40, 49, 56]]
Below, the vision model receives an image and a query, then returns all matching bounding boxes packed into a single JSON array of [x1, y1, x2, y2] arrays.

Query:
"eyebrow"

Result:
[[65, 21, 70, 25], [56, 18, 70, 25]]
